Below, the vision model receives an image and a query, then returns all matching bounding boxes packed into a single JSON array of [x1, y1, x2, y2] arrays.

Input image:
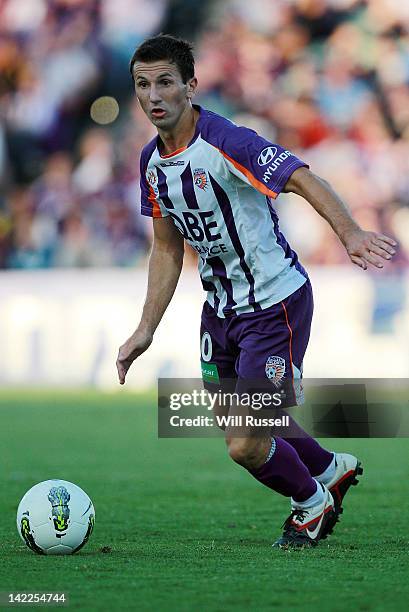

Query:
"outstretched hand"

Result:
[[116, 328, 153, 385], [343, 229, 397, 270]]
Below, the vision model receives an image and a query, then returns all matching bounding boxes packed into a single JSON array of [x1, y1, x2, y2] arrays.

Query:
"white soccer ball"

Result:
[[17, 479, 95, 555]]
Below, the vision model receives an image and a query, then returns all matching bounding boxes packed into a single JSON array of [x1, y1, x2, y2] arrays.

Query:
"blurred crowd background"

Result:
[[1, 0, 409, 270]]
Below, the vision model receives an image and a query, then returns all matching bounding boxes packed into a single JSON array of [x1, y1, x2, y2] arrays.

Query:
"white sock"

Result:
[[292, 480, 325, 509], [315, 453, 336, 485]]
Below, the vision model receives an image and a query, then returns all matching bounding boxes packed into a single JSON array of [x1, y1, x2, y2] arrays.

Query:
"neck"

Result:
[[158, 105, 198, 155]]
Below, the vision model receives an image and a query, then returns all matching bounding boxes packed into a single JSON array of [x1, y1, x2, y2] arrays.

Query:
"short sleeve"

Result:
[[216, 125, 308, 199], [139, 145, 169, 218]]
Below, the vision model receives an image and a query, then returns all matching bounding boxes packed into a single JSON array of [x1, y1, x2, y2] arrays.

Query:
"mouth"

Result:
[[151, 108, 167, 119]]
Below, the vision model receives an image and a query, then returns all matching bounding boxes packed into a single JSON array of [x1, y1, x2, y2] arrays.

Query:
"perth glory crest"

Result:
[[194, 168, 208, 190], [265, 355, 286, 386]]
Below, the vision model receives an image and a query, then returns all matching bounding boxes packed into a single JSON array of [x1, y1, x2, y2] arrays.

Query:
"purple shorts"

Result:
[[200, 280, 313, 406]]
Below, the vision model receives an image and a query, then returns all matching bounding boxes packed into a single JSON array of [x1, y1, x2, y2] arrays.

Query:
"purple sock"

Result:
[[283, 415, 333, 476], [248, 437, 317, 502]]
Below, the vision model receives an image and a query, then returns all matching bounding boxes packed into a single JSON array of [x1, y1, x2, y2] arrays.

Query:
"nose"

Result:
[[149, 84, 162, 104]]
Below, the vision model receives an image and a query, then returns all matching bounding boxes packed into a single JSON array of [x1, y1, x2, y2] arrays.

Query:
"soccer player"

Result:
[[117, 35, 396, 548]]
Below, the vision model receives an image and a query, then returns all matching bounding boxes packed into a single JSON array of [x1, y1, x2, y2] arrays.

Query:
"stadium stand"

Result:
[[0, 0, 408, 271]]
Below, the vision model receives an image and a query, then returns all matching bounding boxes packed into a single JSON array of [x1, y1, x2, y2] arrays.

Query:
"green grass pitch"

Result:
[[0, 390, 408, 611]]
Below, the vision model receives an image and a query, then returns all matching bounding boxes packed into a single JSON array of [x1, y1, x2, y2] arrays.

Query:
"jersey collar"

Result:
[[156, 104, 203, 158]]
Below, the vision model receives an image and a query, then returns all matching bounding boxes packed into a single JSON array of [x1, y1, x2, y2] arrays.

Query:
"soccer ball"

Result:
[[17, 479, 95, 555]]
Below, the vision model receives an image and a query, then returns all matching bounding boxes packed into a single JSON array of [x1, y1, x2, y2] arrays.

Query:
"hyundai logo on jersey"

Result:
[[257, 146, 277, 166]]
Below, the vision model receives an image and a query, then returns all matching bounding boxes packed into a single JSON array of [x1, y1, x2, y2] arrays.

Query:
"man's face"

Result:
[[132, 60, 197, 130]]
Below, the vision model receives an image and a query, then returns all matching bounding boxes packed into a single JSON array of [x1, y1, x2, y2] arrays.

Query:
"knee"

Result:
[[226, 437, 263, 469]]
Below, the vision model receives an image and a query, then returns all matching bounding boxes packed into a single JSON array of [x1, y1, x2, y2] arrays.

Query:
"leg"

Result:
[[226, 433, 318, 502], [225, 434, 270, 471], [282, 416, 334, 476], [225, 281, 330, 500], [225, 422, 334, 548], [249, 280, 334, 474], [222, 391, 317, 501], [226, 282, 336, 546], [200, 295, 335, 547]]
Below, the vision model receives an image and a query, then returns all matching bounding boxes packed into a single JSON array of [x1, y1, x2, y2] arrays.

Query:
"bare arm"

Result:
[[283, 167, 396, 270], [116, 216, 184, 384]]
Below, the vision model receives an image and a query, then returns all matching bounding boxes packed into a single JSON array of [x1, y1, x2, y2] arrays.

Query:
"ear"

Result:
[[186, 77, 198, 99]]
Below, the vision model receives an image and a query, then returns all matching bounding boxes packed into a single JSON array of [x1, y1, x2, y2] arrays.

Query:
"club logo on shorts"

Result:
[[257, 146, 277, 166], [194, 168, 208, 190], [265, 355, 286, 386]]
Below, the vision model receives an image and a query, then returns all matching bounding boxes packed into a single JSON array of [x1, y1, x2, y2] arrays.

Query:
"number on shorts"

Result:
[[201, 332, 212, 362]]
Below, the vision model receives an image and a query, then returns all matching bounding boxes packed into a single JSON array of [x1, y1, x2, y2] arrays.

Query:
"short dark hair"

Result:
[[129, 34, 195, 83]]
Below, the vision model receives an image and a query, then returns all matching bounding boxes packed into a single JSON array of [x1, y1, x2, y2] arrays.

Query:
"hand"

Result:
[[343, 229, 397, 270], [116, 328, 153, 385]]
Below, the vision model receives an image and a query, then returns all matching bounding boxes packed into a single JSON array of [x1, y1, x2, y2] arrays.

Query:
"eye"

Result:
[[161, 79, 171, 86], [137, 81, 148, 89]]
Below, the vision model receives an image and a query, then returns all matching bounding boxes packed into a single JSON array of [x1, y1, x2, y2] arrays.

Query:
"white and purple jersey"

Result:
[[140, 105, 308, 317]]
